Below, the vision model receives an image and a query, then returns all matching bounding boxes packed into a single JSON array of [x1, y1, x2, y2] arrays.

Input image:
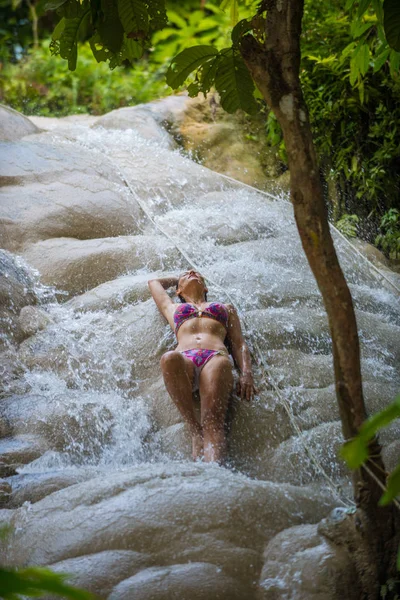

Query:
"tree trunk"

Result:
[[240, 0, 398, 594]]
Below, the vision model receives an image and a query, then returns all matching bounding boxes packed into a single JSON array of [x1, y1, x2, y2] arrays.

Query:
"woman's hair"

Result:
[[176, 278, 208, 303]]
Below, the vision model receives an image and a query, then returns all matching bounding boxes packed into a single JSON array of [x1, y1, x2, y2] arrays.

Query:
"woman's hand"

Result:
[[236, 372, 257, 402]]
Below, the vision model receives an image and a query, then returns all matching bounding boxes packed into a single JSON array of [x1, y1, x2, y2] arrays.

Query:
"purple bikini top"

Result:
[[174, 302, 229, 333]]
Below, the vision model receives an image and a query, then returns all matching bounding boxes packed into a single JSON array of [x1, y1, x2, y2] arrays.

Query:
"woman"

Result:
[[148, 269, 255, 463]]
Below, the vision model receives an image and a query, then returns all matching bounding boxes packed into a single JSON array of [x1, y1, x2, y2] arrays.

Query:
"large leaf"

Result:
[[44, 0, 69, 10], [341, 396, 400, 469], [357, 0, 371, 18], [166, 45, 219, 89], [59, 6, 90, 70], [379, 463, 400, 505], [383, 0, 400, 51], [214, 48, 258, 114], [146, 0, 167, 32], [98, 0, 124, 53], [117, 0, 148, 36], [0, 567, 93, 600]]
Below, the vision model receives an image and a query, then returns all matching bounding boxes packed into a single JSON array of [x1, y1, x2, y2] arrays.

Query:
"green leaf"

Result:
[[98, 0, 124, 53], [379, 463, 400, 505], [166, 45, 219, 89], [358, 43, 370, 75], [122, 36, 143, 60], [117, 0, 148, 36], [357, 0, 371, 18], [187, 82, 201, 97], [231, 18, 252, 45], [389, 49, 400, 75], [214, 48, 258, 114], [146, 0, 167, 32], [397, 546, 400, 571], [350, 21, 373, 38], [59, 6, 90, 70], [341, 437, 369, 469], [200, 54, 222, 93], [345, 0, 357, 10], [0, 567, 93, 600], [44, 0, 68, 10], [384, 0, 400, 51], [341, 396, 400, 469], [372, 0, 384, 23], [373, 46, 390, 71], [51, 17, 65, 41], [358, 396, 400, 442]]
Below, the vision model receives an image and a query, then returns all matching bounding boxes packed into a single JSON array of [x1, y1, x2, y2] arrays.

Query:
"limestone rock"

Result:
[[109, 562, 248, 600], [50, 550, 151, 598], [23, 236, 187, 297], [0, 435, 48, 477], [0, 250, 38, 348], [18, 306, 52, 338], [258, 523, 361, 600], [93, 105, 175, 149], [0, 104, 39, 142], [4, 464, 337, 588], [0, 478, 12, 506], [0, 140, 143, 253]]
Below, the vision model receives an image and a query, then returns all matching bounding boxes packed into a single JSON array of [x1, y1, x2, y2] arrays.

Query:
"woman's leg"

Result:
[[198, 355, 233, 463], [160, 351, 203, 459]]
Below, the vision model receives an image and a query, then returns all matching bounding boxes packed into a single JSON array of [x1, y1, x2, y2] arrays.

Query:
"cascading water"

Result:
[[1, 101, 399, 599]]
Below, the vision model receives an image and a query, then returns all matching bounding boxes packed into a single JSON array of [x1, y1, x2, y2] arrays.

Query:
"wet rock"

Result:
[[173, 95, 280, 189], [0, 435, 48, 477], [4, 464, 337, 588], [258, 523, 361, 600], [0, 104, 39, 142], [93, 105, 175, 149], [18, 306, 52, 339], [23, 236, 187, 297], [0, 478, 12, 506], [0, 140, 143, 253], [65, 271, 172, 313], [0, 250, 38, 347], [50, 550, 151, 598], [109, 562, 248, 600], [5, 469, 103, 508]]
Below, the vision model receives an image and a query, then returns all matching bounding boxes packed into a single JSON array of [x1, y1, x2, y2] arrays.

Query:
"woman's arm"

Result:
[[148, 276, 178, 323], [226, 304, 256, 401]]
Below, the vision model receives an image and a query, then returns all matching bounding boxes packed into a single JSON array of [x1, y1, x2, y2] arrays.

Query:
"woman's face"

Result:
[[177, 270, 208, 298]]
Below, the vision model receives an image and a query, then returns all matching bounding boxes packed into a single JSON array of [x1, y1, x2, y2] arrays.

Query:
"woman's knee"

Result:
[[160, 350, 184, 372]]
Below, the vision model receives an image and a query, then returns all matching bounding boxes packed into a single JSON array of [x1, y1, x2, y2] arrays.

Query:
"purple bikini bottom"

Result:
[[180, 348, 229, 391]]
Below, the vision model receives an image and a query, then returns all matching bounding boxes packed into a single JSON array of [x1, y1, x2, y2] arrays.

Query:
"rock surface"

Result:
[[0, 104, 39, 142]]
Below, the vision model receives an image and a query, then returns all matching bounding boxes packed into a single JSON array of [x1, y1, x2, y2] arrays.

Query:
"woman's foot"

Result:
[[192, 431, 204, 461]]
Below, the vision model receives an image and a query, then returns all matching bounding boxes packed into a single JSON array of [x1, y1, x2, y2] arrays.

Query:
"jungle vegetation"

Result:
[[1, 0, 400, 595]]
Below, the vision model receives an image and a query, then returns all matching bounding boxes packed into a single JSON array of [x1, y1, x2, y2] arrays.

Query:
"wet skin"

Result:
[[148, 270, 255, 463]]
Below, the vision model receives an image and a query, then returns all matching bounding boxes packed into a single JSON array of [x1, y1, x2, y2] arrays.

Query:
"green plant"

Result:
[[341, 394, 400, 569], [0, 40, 171, 115], [375, 208, 400, 258], [336, 213, 360, 237], [0, 567, 93, 600]]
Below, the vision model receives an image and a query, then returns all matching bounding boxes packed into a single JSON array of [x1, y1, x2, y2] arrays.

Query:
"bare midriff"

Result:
[[174, 316, 228, 353]]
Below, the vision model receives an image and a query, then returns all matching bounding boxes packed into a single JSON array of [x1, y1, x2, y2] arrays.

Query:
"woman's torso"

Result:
[[173, 302, 229, 352]]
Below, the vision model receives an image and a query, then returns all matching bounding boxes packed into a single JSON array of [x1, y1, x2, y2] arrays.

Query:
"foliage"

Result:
[[300, 0, 400, 237], [0, 39, 171, 115], [375, 208, 400, 258], [341, 395, 400, 570], [336, 213, 360, 238], [0, 566, 93, 600]]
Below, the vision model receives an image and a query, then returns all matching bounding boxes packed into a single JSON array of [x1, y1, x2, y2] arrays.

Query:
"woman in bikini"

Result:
[[148, 270, 255, 463]]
